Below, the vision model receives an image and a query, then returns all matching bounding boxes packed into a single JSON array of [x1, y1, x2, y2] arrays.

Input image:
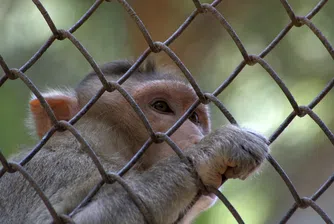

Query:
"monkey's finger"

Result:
[[224, 166, 247, 180]]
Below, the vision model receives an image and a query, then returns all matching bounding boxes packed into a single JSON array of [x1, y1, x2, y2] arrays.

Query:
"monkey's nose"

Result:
[[192, 139, 200, 145], [190, 135, 202, 145], [188, 135, 202, 148]]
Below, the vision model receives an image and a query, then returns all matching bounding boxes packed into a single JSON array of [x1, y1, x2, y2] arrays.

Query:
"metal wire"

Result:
[[0, 0, 333, 223]]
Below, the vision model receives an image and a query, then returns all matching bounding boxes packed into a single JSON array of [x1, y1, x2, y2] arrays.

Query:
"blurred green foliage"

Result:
[[0, 0, 333, 223]]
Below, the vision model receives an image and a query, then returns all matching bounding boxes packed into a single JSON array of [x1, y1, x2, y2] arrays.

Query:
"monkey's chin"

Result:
[[208, 193, 217, 200], [194, 194, 218, 212], [201, 193, 217, 202]]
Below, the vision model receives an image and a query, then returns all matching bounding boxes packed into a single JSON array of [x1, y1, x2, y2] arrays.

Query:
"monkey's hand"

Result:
[[187, 125, 269, 189]]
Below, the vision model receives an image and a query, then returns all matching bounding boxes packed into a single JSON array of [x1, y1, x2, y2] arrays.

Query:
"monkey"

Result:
[[0, 59, 269, 224]]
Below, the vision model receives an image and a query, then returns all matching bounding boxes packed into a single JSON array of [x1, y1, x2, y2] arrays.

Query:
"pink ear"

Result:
[[29, 92, 79, 138]]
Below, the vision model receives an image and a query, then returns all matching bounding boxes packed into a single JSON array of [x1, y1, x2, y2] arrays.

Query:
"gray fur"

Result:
[[79, 59, 186, 86], [0, 122, 268, 224]]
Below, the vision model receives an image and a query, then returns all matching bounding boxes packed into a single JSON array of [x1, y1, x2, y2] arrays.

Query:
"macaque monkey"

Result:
[[0, 59, 269, 224]]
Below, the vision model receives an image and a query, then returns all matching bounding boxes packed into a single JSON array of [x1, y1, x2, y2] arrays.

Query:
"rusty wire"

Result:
[[0, 0, 333, 223]]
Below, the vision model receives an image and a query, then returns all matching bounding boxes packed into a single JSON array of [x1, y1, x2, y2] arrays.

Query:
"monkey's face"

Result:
[[32, 72, 211, 170], [75, 78, 211, 169], [130, 80, 211, 168]]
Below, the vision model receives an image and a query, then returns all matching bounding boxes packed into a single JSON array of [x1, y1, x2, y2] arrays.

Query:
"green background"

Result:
[[1, 1, 334, 223]]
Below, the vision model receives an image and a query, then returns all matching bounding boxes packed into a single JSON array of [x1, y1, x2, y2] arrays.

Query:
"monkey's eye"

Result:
[[151, 101, 173, 114], [189, 112, 200, 124]]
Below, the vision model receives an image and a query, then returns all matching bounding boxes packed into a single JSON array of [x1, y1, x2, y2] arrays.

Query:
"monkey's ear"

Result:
[[29, 90, 79, 138]]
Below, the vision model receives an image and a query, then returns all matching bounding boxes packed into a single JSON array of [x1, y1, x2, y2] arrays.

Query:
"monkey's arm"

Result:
[[72, 125, 268, 224], [72, 156, 199, 224]]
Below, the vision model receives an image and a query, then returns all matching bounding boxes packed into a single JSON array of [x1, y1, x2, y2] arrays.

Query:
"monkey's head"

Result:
[[29, 60, 211, 169]]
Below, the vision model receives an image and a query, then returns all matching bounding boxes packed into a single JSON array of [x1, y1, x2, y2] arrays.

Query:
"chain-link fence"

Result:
[[0, 0, 333, 223]]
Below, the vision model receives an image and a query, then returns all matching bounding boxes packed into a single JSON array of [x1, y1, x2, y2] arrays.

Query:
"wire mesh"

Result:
[[0, 0, 333, 223]]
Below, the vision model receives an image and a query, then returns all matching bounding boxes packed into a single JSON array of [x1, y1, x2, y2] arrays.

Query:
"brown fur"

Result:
[[0, 60, 269, 224]]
